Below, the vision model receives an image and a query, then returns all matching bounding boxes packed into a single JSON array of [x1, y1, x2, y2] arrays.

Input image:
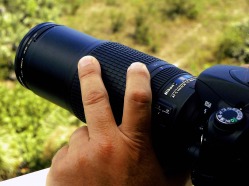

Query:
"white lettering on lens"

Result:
[[170, 77, 195, 98], [164, 83, 175, 95]]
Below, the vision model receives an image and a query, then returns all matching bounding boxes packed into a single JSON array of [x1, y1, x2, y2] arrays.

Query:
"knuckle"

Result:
[[96, 140, 116, 159], [71, 146, 89, 168], [78, 65, 97, 81], [50, 149, 68, 176], [84, 89, 108, 106], [129, 89, 151, 104], [122, 136, 145, 162], [76, 153, 88, 168], [50, 164, 64, 178]]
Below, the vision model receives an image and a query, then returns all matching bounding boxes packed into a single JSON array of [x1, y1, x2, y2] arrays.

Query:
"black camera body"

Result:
[[15, 22, 249, 185]]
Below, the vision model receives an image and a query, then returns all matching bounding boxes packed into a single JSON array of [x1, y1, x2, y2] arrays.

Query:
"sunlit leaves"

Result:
[[0, 83, 81, 179]]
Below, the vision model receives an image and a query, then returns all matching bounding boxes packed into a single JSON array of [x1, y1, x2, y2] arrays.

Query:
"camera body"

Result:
[[150, 63, 249, 185], [15, 22, 249, 185], [190, 65, 249, 185]]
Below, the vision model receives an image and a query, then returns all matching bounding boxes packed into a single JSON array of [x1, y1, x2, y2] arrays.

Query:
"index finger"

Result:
[[78, 56, 116, 138]]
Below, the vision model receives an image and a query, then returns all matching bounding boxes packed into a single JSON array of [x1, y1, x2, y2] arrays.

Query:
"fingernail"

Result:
[[78, 56, 94, 69], [128, 62, 147, 71]]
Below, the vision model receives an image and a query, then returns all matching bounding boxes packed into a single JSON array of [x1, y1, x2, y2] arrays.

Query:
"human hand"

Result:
[[46, 56, 168, 186]]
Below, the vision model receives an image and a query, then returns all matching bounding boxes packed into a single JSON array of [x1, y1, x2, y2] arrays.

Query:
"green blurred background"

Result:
[[0, 0, 248, 181]]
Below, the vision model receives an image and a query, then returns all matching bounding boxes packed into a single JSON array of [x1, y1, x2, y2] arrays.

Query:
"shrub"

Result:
[[162, 0, 198, 20], [216, 22, 249, 64], [110, 12, 125, 33], [0, 83, 81, 180], [0, 0, 80, 80], [133, 8, 161, 53], [134, 12, 151, 45]]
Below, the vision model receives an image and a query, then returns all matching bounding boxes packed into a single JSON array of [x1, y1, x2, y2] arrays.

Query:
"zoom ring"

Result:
[[70, 42, 186, 123]]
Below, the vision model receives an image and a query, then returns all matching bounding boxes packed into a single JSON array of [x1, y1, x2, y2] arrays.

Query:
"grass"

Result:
[[58, 0, 249, 76]]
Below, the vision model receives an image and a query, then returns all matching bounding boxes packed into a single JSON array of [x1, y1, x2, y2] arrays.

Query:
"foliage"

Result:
[[110, 12, 125, 33], [134, 8, 151, 45], [162, 0, 199, 20], [0, 83, 81, 180], [0, 0, 81, 80], [216, 22, 249, 63], [133, 7, 161, 53]]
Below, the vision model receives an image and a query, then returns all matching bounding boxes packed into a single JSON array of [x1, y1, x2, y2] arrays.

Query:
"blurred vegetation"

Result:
[[216, 23, 249, 63], [162, 0, 199, 20], [0, 0, 82, 180], [0, 83, 80, 180], [0, 0, 82, 80], [0, 0, 248, 181]]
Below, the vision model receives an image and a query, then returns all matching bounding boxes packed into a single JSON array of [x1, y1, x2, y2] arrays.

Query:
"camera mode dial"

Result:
[[215, 107, 243, 130]]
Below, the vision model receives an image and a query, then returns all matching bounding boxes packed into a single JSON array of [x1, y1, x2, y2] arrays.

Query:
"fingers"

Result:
[[78, 56, 116, 139], [120, 62, 152, 137], [78, 56, 152, 142]]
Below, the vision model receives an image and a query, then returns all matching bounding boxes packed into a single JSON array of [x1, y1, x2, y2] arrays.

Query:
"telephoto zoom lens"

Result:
[[15, 22, 200, 173]]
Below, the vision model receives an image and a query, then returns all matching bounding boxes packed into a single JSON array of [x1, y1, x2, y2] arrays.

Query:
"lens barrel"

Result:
[[15, 23, 106, 114], [15, 22, 195, 123]]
